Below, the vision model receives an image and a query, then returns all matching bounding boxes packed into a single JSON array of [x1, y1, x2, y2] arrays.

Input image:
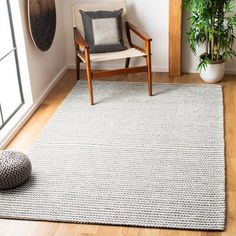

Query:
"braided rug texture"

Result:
[[0, 81, 225, 230]]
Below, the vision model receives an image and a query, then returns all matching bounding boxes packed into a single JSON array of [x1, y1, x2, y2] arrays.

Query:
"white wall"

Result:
[[18, 0, 67, 103], [62, 0, 236, 74], [126, 0, 169, 72]]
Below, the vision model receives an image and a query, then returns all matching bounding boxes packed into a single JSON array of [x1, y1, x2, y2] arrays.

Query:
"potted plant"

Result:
[[183, 0, 236, 83]]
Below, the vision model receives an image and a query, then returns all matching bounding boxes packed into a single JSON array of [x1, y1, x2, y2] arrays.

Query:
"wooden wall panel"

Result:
[[169, 0, 182, 77]]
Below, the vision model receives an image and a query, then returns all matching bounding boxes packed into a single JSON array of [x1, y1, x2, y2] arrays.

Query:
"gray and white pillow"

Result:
[[80, 9, 127, 53]]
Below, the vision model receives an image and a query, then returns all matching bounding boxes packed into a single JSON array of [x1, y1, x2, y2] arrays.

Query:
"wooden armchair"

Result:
[[72, 1, 152, 105]]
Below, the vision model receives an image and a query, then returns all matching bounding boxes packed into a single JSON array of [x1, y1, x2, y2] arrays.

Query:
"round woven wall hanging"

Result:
[[28, 0, 56, 51]]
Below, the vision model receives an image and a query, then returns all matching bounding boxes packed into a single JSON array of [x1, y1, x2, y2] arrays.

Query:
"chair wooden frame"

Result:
[[73, 21, 152, 105]]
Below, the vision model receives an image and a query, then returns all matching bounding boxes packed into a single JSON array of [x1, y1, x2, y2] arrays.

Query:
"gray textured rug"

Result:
[[0, 81, 225, 230]]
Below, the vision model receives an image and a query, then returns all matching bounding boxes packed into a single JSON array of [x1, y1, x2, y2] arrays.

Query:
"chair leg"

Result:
[[146, 41, 152, 96], [76, 56, 81, 81], [85, 61, 94, 105], [147, 57, 152, 96], [84, 48, 94, 105], [125, 58, 130, 68]]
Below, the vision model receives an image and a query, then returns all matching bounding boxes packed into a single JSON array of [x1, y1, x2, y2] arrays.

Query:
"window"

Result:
[[0, 0, 24, 130]]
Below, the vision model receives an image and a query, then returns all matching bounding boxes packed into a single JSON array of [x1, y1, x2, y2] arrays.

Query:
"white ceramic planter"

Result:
[[200, 62, 225, 83]]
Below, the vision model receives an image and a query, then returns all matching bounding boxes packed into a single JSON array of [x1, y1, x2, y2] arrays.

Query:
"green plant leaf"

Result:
[[183, 0, 236, 70]]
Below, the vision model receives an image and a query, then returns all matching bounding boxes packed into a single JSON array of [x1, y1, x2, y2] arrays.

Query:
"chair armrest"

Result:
[[73, 27, 89, 50], [126, 22, 152, 42]]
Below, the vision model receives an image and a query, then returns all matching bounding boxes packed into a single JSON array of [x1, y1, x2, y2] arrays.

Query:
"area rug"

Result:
[[0, 81, 225, 230]]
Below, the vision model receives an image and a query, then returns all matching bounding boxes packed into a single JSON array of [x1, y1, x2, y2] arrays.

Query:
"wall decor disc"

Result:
[[28, 0, 56, 51]]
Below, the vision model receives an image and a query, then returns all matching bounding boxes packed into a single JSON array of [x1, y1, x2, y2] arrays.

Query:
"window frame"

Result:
[[0, 0, 24, 130]]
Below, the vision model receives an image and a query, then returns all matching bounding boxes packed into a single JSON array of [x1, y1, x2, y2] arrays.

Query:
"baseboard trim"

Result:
[[225, 69, 236, 75], [67, 63, 168, 73], [184, 69, 236, 75], [30, 65, 68, 107], [0, 65, 68, 149]]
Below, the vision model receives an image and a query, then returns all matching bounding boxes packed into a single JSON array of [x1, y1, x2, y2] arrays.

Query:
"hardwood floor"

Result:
[[1, 70, 236, 236]]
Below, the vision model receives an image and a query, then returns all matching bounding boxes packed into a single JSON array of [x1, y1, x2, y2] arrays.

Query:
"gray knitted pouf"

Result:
[[0, 150, 31, 190]]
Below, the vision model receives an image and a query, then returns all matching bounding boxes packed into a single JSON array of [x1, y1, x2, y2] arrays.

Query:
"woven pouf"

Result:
[[0, 150, 32, 190]]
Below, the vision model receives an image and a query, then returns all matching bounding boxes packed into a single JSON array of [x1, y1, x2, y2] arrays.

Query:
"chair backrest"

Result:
[[72, 0, 128, 45]]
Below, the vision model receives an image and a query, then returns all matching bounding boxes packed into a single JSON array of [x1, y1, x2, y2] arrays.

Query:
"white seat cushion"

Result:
[[78, 48, 146, 63]]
